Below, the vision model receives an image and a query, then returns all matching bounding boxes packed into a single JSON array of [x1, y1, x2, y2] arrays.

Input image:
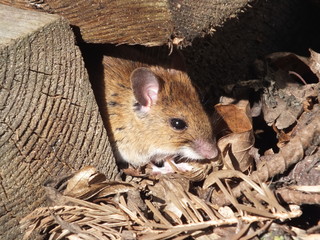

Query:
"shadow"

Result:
[[180, 0, 320, 93]]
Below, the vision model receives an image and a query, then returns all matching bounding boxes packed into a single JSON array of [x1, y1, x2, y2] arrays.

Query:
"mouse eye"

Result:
[[170, 118, 188, 131]]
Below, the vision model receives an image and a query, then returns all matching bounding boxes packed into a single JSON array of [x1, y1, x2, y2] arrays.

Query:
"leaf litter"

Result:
[[21, 49, 320, 239]]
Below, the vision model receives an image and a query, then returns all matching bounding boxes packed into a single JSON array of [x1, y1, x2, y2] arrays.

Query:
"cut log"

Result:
[[0, 4, 117, 240], [0, 0, 251, 46]]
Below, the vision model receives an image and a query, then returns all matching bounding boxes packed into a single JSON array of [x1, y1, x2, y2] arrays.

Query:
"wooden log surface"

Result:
[[0, 0, 251, 46], [0, 4, 117, 240]]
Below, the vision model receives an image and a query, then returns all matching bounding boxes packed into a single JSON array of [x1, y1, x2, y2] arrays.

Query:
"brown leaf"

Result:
[[123, 166, 147, 177], [272, 124, 291, 148], [215, 100, 254, 172], [211, 105, 320, 206], [307, 49, 320, 79], [63, 166, 134, 200], [218, 131, 254, 172], [215, 100, 252, 133], [95, 181, 135, 199], [262, 50, 320, 130], [276, 187, 320, 205], [63, 166, 100, 197], [266, 51, 318, 84]]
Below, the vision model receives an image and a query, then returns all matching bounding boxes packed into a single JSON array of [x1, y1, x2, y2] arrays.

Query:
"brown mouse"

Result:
[[102, 47, 218, 167]]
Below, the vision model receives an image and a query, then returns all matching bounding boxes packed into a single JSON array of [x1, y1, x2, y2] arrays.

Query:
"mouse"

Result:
[[102, 46, 218, 168]]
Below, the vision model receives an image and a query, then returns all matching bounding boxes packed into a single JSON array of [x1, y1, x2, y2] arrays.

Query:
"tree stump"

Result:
[[0, 5, 117, 240]]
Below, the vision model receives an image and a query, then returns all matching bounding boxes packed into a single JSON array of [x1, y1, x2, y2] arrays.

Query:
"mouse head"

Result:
[[130, 67, 218, 162]]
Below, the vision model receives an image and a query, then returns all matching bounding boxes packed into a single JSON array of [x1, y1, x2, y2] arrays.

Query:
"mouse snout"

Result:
[[193, 139, 219, 160]]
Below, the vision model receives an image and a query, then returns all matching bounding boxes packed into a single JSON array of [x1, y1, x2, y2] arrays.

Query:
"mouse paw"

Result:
[[151, 160, 193, 174]]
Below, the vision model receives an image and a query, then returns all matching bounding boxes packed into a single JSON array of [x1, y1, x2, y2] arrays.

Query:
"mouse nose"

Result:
[[194, 139, 219, 159]]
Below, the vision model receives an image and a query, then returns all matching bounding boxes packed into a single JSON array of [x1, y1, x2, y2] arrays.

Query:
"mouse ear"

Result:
[[130, 67, 160, 111]]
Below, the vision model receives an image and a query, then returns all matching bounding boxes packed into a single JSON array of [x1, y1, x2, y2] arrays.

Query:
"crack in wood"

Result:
[[28, 68, 52, 76], [0, 172, 8, 199]]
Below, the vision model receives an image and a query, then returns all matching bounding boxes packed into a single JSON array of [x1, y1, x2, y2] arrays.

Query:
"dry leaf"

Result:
[[215, 100, 254, 172], [265, 51, 319, 84], [94, 181, 136, 199], [63, 166, 104, 197], [270, 49, 320, 81], [217, 130, 254, 172], [63, 166, 135, 200], [215, 99, 252, 133], [308, 49, 320, 79], [211, 105, 320, 206], [261, 50, 320, 130]]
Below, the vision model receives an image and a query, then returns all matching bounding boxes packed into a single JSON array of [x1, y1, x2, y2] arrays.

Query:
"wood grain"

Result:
[[0, 0, 251, 46], [0, 5, 117, 239]]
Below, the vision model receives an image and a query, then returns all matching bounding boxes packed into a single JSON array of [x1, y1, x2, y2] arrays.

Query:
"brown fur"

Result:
[[102, 49, 216, 166]]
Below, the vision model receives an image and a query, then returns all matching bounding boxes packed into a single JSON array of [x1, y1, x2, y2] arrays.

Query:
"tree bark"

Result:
[[0, 5, 117, 240]]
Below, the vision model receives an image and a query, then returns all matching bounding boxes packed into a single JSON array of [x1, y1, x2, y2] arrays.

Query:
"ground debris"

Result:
[[20, 166, 302, 240]]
